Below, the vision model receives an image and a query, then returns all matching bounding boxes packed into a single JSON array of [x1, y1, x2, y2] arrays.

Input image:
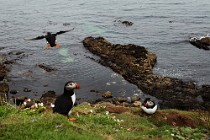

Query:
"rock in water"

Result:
[[189, 36, 210, 50]]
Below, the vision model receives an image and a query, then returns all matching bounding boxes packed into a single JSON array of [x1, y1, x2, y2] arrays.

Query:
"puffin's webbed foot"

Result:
[[55, 43, 60, 48], [44, 44, 51, 50]]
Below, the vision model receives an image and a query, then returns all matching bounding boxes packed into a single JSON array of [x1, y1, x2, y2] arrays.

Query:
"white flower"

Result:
[[39, 103, 44, 107], [51, 103, 55, 108], [34, 103, 38, 108]]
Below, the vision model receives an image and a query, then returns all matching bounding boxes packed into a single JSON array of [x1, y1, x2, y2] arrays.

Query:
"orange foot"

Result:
[[68, 118, 78, 121], [45, 44, 51, 50], [55, 43, 60, 48]]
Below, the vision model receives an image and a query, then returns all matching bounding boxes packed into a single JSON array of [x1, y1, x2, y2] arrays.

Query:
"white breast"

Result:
[[141, 105, 157, 114], [68, 93, 76, 116], [71, 93, 76, 105]]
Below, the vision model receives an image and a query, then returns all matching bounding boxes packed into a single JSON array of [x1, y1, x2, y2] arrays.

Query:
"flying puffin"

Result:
[[141, 98, 157, 114], [53, 81, 80, 116], [27, 28, 74, 49]]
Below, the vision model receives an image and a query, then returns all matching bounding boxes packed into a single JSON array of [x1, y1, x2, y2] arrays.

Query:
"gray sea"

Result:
[[1, 0, 210, 102]]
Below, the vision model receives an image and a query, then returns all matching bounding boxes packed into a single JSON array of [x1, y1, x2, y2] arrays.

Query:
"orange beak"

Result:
[[75, 84, 80, 89]]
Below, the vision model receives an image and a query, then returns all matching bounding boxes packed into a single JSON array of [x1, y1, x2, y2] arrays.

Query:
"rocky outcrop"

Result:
[[189, 36, 210, 50], [0, 54, 9, 104], [83, 36, 210, 110]]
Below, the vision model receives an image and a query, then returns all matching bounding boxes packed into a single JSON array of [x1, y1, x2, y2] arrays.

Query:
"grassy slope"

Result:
[[0, 103, 209, 140]]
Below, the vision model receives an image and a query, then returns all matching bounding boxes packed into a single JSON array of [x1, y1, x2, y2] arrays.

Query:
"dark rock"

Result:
[[114, 20, 133, 26], [113, 97, 127, 103], [37, 63, 58, 72], [10, 89, 18, 94], [13, 96, 27, 105], [40, 91, 56, 108], [0, 64, 7, 81], [82, 36, 210, 110], [189, 36, 210, 50], [102, 91, 113, 98], [23, 87, 31, 92], [127, 96, 140, 103], [0, 82, 9, 93]]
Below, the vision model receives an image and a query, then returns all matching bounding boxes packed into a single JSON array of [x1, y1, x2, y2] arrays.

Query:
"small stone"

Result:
[[13, 96, 27, 105], [133, 101, 141, 107], [10, 90, 18, 94], [23, 87, 31, 92], [102, 91, 113, 98], [114, 97, 127, 103]]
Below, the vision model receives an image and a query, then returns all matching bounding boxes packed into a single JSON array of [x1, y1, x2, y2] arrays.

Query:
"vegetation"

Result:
[[0, 102, 209, 140]]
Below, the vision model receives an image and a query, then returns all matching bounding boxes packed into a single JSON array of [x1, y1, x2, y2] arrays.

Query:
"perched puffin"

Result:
[[53, 81, 80, 116], [189, 36, 210, 50], [141, 98, 157, 114], [27, 28, 74, 49]]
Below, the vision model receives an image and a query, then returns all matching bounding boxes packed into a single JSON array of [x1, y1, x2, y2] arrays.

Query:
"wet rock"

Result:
[[133, 101, 141, 107], [113, 97, 127, 103], [114, 20, 133, 26], [102, 91, 113, 98], [189, 36, 210, 50], [37, 63, 58, 72], [83, 36, 210, 110], [90, 89, 99, 93], [0, 64, 7, 81], [0, 82, 9, 93], [13, 96, 27, 105], [126, 96, 140, 103], [40, 91, 56, 108], [0, 54, 9, 81], [10, 89, 18, 94], [23, 87, 32, 92], [0, 54, 7, 64]]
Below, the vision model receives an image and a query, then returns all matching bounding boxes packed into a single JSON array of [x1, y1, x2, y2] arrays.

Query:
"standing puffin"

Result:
[[27, 28, 74, 49], [53, 81, 80, 116], [141, 98, 157, 114]]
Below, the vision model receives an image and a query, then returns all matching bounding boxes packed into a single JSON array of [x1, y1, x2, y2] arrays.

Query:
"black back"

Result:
[[45, 32, 57, 47]]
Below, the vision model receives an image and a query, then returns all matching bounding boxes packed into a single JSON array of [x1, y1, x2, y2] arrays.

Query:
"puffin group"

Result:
[[27, 28, 74, 49]]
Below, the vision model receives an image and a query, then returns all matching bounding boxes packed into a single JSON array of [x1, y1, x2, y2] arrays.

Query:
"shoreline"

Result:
[[1, 37, 210, 110]]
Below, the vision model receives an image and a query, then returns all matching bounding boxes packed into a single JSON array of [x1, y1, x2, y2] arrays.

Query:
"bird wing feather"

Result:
[[56, 28, 74, 35], [26, 35, 46, 40]]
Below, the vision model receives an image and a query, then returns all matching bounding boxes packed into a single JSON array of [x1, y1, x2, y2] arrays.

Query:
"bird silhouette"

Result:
[[26, 28, 74, 49]]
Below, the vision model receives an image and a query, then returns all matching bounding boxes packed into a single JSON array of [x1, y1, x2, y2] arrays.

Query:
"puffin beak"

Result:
[[144, 102, 148, 107], [75, 84, 80, 89]]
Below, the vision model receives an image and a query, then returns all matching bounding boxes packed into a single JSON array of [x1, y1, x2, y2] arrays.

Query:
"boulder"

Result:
[[189, 36, 210, 50]]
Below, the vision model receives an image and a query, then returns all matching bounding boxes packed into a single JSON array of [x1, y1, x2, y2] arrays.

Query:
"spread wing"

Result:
[[25, 35, 46, 40], [56, 28, 74, 35]]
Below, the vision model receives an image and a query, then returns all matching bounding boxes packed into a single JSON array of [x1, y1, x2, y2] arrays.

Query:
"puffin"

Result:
[[189, 36, 210, 50], [53, 81, 80, 116], [141, 98, 157, 114], [27, 28, 74, 49]]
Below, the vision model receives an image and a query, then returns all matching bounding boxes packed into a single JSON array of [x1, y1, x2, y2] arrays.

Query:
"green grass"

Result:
[[0, 103, 209, 140]]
